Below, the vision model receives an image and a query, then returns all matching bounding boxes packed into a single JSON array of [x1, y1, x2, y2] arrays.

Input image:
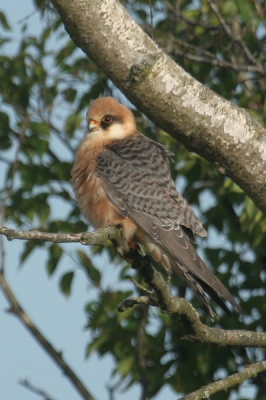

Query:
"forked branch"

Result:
[[1, 224, 266, 348]]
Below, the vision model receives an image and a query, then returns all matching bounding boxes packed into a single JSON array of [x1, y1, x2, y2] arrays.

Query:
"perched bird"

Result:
[[71, 97, 240, 318]]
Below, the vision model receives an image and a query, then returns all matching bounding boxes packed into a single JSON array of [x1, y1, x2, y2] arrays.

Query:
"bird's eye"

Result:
[[102, 115, 113, 124]]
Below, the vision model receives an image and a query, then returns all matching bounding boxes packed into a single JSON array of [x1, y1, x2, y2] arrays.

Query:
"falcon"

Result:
[[71, 97, 240, 317]]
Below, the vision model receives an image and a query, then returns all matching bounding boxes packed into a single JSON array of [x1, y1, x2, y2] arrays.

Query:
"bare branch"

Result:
[[119, 252, 266, 348], [135, 304, 149, 400], [180, 360, 266, 400], [252, 0, 265, 19], [207, 0, 259, 66], [0, 115, 30, 272], [165, 0, 215, 30], [0, 224, 129, 254], [0, 269, 95, 400], [148, 0, 154, 40], [171, 46, 264, 74], [206, 0, 232, 37], [2, 224, 266, 348], [19, 379, 58, 400]]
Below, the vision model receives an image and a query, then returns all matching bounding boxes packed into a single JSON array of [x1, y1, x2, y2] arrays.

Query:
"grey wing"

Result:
[[98, 134, 207, 238], [96, 135, 241, 314]]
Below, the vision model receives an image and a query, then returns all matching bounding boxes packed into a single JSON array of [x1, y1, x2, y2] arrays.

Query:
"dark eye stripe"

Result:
[[100, 115, 124, 130]]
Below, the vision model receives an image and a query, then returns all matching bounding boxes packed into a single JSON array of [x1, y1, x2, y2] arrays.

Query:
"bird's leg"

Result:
[[123, 240, 141, 263], [109, 224, 129, 257], [110, 224, 141, 262]]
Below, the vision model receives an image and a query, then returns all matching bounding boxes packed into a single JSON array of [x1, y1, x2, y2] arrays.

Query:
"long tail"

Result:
[[178, 264, 234, 318], [140, 230, 241, 317]]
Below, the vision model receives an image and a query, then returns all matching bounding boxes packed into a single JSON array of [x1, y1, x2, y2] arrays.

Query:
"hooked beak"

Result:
[[88, 119, 100, 133]]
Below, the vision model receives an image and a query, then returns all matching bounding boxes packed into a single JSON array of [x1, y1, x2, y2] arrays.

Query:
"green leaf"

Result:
[[62, 88, 77, 103], [53, 162, 72, 181], [20, 240, 44, 264], [46, 244, 63, 275], [0, 111, 11, 149], [77, 250, 101, 286], [117, 355, 135, 377], [64, 113, 83, 137], [0, 11, 11, 30], [60, 271, 74, 296]]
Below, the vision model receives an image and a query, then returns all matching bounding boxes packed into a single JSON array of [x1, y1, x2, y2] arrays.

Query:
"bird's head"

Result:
[[86, 97, 137, 141]]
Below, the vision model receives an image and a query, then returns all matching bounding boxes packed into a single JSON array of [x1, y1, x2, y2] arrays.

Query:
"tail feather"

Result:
[[153, 227, 242, 316], [177, 263, 241, 317], [180, 268, 219, 318], [135, 225, 241, 317]]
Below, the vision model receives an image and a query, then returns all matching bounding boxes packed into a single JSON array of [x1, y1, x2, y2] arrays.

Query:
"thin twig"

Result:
[[165, 0, 215, 30], [173, 49, 264, 74], [206, 0, 232, 36], [135, 304, 149, 400], [207, 0, 259, 66], [0, 114, 30, 272], [148, 0, 154, 40], [252, 0, 265, 19], [19, 379, 58, 400], [162, 0, 264, 75], [0, 269, 95, 400]]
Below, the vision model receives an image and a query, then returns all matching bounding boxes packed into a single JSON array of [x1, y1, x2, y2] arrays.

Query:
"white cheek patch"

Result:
[[106, 123, 129, 139]]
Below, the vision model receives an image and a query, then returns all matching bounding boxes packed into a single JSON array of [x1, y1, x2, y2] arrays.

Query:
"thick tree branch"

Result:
[[180, 361, 266, 400], [0, 268, 95, 400], [49, 0, 266, 213]]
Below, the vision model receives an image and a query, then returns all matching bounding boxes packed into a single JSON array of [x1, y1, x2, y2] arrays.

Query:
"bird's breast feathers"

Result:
[[71, 137, 124, 228]]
